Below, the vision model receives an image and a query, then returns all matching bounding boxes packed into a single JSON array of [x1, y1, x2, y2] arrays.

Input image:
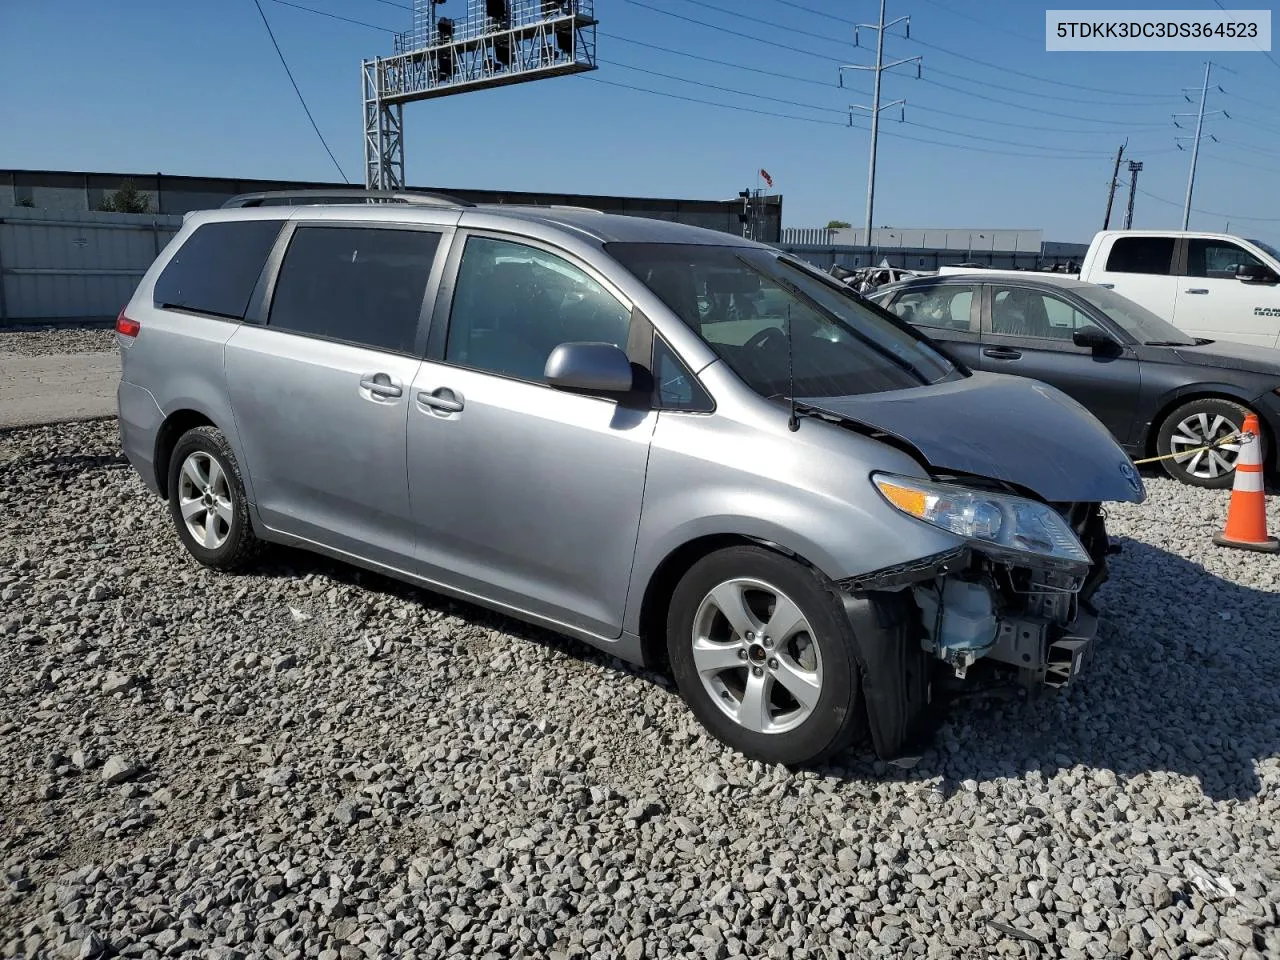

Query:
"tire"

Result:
[[666, 545, 864, 766], [166, 426, 260, 571], [1155, 398, 1259, 489]]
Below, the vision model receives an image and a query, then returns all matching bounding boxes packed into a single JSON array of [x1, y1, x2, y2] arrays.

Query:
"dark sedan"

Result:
[[869, 273, 1280, 487]]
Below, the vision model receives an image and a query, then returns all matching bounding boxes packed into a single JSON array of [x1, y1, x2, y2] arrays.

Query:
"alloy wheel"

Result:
[[177, 451, 233, 550], [1170, 412, 1241, 481], [690, 578, 824, 735]]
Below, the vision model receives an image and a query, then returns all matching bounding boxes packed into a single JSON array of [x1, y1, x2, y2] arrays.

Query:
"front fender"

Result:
[[622, 412, 962, 637]]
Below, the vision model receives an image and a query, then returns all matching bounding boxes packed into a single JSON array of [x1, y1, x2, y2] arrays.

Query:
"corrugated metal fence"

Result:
[[0, 207, 183, 325]]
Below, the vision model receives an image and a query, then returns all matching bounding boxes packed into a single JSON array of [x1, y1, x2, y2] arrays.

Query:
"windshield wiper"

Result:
[[1145, 339, 1196, 346]]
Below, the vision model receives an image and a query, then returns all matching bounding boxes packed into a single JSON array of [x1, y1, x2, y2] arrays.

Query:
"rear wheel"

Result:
[[1155, 398, 1256, 489], [167, 426, 260, 570], [666, 546, 864, 766]]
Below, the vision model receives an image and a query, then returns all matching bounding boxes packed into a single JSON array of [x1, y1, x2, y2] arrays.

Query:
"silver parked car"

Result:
[[115, 190, 1145, 766]]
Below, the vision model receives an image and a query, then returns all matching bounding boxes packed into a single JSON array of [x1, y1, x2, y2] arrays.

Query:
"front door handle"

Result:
[[416, 388, 464, 414], [983, 347, 1022, 360], [1185, 288, 1209, 295], [359, 373, 403, 399]]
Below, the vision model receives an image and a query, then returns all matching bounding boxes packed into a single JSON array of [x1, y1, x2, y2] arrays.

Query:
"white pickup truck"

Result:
[[940, 230, 1280, 347]]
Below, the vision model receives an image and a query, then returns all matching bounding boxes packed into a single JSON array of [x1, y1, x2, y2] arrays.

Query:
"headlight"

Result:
[[872, 473, 1091, 565]]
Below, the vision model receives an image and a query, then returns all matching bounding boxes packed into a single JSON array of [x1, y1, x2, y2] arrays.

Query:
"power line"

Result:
[[601, 32, 1167, 134], [763, 0, 848, 23], [1136, 186, 1280, 223], [365, 0, 412, 9], [602, 59, 843, 114], [1211, 0, 1280, 75], [270, 0, 395, 33], [251, 0, 351, 183], [914, 0, 1040, 44], [683, 0, 849, 46], [600, 32, 833, 88], [578, 75, 1120, 161], [624, 0, 1176, 110], [900, 35, 1176, 100], [604, 57, 1116, 156], [620, 0, 843, 62]]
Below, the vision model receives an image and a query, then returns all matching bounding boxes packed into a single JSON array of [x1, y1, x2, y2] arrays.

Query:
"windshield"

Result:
[[606, 243, 959, 399], [1072, 284, 1196, 345], [1247, 238, 1280, 262]]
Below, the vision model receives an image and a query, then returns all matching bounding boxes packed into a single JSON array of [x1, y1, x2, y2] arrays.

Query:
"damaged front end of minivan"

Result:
[[792, 376, 1146, 762], [833, 478, 1125, 762], [832, 480, 1120, 762]]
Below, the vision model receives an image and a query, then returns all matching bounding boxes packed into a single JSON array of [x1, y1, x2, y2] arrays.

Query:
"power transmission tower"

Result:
[[1174, 61, 1231, 230], [1101, 140, 1126, 230], [1123, 160, 1143, 229], [839, 0, 920, 254]]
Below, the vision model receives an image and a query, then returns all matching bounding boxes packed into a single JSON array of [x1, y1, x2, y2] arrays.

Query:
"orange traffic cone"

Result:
[[1213, 412, 1278, 553]]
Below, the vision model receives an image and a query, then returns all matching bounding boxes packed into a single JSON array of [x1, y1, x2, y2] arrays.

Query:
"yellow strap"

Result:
[[1131, 431, 1249, 467]]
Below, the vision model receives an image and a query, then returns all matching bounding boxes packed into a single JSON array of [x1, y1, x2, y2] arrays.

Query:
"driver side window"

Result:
[[446, 236, 631, 383], [1187, 239, 1263, 280]]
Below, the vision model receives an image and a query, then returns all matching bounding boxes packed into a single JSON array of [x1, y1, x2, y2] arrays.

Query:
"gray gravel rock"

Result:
[[2, 420, 1279, 959], [0, 325, 117, 357]]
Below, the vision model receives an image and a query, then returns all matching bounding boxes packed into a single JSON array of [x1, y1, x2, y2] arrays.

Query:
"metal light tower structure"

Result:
[[1174, 61, 1230, 231], [363, 1, 599, 189], [839, 1, 920, 252], [1123, 160, 1143, 230]]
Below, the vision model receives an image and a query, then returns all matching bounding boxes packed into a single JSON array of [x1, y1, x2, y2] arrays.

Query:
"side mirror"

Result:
[[544, 342, 635, 394], [1072, 325, 1117, 350], [1236, 263, 1279, 284]]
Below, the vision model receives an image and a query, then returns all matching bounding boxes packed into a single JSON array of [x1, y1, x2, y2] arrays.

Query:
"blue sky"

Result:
[[2, 0, 1278, 242]]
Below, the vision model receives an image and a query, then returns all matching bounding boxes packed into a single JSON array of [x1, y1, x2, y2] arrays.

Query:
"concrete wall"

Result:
[[777, 243, 1089, 273], [0, 169, 783, 244], [0, 207, 182, 324]]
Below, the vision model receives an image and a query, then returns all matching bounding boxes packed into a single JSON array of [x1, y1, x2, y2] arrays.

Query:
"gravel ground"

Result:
[[2, 418, 1279, 960], [0, 326, 117, 357]]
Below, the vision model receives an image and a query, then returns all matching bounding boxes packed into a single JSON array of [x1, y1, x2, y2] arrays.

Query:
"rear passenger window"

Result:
[[153, 220, 283, 320], [268, 226, 441, 354], [1104, 237, 1174, 275], [886, 285, 975, 332]]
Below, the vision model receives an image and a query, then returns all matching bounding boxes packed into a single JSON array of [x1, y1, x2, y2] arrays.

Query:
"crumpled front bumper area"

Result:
[[834, 503, 1111, 760]]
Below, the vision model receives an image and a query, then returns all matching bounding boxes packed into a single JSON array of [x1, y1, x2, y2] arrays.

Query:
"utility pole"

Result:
[[840, 1, 920, 257], [1123, 160, 1143, 229], [1174, 61, 1230, 230], [1102, 140, 1126, 230]]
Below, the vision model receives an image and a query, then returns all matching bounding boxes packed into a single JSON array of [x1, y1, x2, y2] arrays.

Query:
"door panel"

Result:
[[1173, 238, 1280, 346], [407, 363, 656, 636], [980, 284, 1142, 445], [407, 231, 655, 637], [222, 223, 445, 566], [225, 326, 422, 565]]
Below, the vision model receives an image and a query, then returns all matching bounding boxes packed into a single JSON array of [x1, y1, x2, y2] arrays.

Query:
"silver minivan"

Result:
[[115, 191, 1145, 766]]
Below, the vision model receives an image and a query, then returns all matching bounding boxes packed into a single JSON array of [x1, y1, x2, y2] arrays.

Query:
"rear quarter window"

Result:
[[152, 220, 284, 320]]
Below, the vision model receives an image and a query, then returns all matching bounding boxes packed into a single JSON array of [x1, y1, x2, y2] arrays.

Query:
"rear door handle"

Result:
[[416, 388, 464, 414], [983, 347, 1022, 360], [1185, 288, 1209, 294], [359, 373, 403, 399]]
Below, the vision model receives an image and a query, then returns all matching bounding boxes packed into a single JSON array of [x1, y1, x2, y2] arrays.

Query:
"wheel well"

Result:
[[1143, 391, 1270, 459], [636, 534, 811, 674], [154, 410, 215, 498]]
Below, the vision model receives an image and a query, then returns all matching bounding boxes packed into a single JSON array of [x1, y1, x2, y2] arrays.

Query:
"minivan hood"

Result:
[[800, 372, 1146, 504]]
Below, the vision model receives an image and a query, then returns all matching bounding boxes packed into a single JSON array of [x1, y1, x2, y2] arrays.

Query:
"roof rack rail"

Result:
[[221, 189, 474, 209]]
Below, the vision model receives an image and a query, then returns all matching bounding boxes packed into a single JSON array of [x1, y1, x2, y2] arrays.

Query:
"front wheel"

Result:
[[1155, 398, 1258, 489], [666, 546, 864, 766]]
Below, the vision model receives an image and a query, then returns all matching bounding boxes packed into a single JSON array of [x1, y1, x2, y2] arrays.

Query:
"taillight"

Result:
[[115, 308, 140, 338]]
